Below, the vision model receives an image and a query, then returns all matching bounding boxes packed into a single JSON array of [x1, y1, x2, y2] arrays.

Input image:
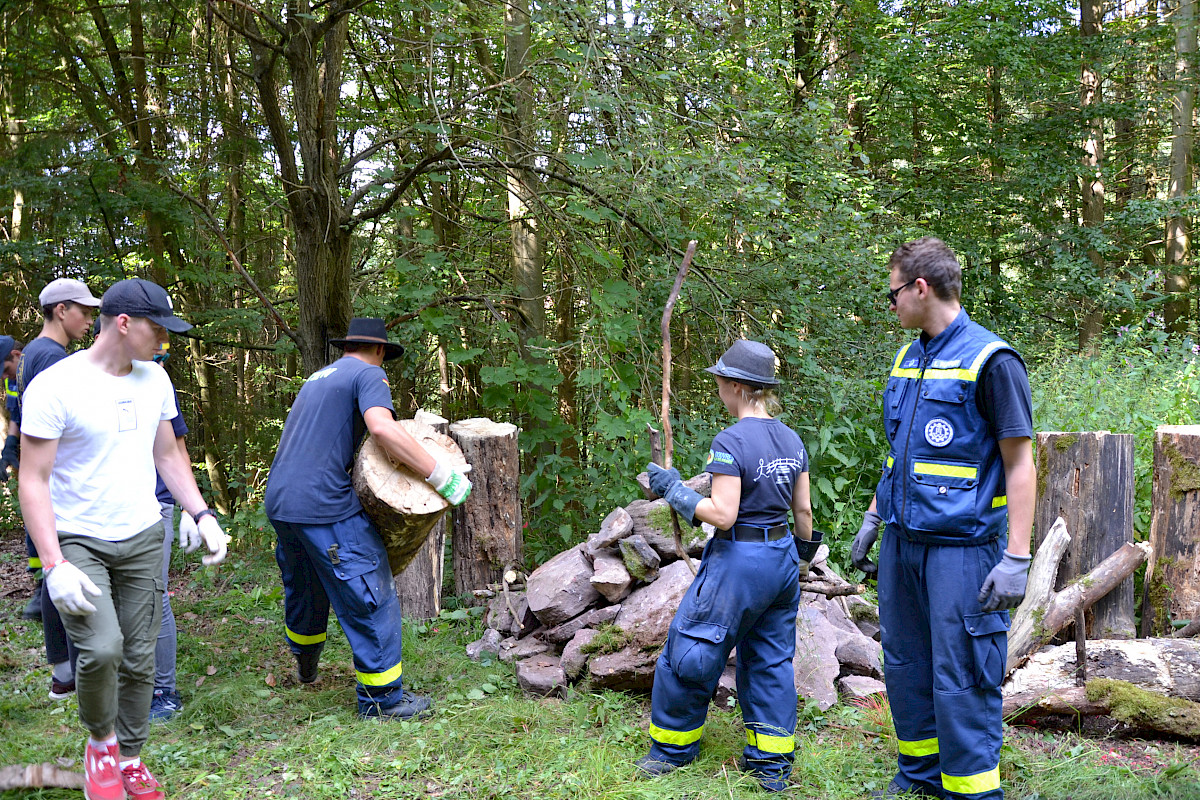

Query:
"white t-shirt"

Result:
[[21, 351, 178, 541]]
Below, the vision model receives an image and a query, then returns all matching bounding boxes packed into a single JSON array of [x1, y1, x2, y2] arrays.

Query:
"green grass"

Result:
[[2, 526, 1199, 799]]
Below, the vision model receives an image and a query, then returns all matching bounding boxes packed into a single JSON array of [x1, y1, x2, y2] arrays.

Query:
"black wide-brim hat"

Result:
[[703, 339, 779, 387], [329, 317, 405, 361]]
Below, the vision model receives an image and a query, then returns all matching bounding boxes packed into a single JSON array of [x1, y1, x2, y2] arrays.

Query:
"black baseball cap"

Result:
[[100, 278, 192, 333]]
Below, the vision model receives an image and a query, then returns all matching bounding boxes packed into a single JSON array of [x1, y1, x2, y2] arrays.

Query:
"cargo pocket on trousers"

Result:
[[964, 611, 1010, 689], [668, 616, 729, 687], [332, 553, 385, 613]]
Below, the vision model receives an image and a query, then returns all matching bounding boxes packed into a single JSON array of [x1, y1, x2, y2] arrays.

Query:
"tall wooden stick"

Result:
[[660, 240, 698, 575]]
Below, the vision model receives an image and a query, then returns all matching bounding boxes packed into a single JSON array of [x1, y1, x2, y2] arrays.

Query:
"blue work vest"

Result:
[[876, 310, 1017, 545]]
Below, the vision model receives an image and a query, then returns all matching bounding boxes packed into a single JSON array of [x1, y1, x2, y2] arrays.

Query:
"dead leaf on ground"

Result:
[[264, 673, 276, 687], [206, 665, 217, 675]]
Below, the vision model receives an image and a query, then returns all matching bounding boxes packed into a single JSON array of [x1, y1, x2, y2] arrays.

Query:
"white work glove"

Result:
[[45, 561, 102, 616], [426, 460, 472, 506], [179, 511, 199, 553], [196, 514, 228, 566]]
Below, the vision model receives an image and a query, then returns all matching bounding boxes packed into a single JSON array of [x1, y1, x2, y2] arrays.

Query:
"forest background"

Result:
[[4, 0, 1200, 573]]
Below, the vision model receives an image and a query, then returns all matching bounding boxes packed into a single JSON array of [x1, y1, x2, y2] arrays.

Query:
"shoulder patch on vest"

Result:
[[708, 449, 734, 466], [901, 358, 920, 369], [930, 358, 962, 369]]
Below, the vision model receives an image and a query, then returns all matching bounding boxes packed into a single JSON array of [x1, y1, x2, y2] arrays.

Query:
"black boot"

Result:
[[296, 650, 321, 684], [21, 580, 43, 621]]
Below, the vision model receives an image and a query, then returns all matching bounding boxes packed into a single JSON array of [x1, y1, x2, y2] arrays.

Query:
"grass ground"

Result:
[[3, 523, 1200, 800]]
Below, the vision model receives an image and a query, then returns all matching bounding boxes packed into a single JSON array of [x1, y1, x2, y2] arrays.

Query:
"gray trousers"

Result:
[[155, 502, 178, 693], [58, 524, 163, 758]]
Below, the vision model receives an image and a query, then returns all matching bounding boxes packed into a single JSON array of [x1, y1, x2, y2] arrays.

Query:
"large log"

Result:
[[1144, 425, 1200, 636], [1035, 431, 1136, 638], [352, 419, 466, 575], [1005, 638, 1200, 701], [1007, 517, 1151, 676], [1003, 678, 1200, 741], [450, 418, 522, 600], [393, 410, 451, 620]]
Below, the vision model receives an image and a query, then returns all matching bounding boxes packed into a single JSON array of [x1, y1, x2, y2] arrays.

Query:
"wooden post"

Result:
[[450, 418, 521, 602], [1145, 425, 1200, 635], [393, 410, 450, 621], [1034, 431, 1136, 638]]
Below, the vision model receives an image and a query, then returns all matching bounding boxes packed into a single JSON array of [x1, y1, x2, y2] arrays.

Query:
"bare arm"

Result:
[[999, 436, 1035, 556], [694, 473, 741, 530], [19, 433, 63, 565], [791, 472, 813, 540], [154, 419, 207, 516], [364, 406, 436, 478]]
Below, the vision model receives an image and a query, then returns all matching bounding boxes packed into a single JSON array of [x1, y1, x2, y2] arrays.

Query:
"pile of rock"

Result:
[[465, 474, 886, 709]]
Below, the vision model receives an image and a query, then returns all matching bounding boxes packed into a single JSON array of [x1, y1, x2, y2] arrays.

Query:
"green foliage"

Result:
[[1029, 316, 1200, 537]]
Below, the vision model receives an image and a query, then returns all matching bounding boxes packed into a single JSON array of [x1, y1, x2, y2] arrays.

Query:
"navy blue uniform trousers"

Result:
[[878, 528, 1009, 800], [271, 511, 406, 712], [648, 534, 800, 790]]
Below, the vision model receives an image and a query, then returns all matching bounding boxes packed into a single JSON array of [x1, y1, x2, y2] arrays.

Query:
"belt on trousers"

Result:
[[714, 524, 790, 542]]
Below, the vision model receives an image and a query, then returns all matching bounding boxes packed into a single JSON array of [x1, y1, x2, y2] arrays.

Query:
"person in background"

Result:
[[264, 318, 471, 720], [636, 339, 814, 793], [851, 237, 1035, 800], [14, 278, 101, 697]]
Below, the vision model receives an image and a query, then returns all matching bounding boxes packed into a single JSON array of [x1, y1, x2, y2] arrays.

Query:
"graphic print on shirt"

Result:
[[754, 457, 803, 485], [707, 449, 734, 467], [116, 398, 137, 432]]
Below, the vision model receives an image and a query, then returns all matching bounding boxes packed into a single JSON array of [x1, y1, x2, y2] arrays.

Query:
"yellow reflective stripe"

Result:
[[28, 557, 42, 569], [357, 661, 403, 686], [921, 367, 975, 381], [992, 495, 1007, 508], [891, 343, 913, 372], [897, 737, 939, 757], [968, 341, 1010, 379], [912, 462, 978, 479], [650, 722, 704, 747], [942, 765, 1000, 795], [886, 455, 895, 468], [746, 729, 795, 754], [285, 627, 327, 646], [890, 344, 921, 378]]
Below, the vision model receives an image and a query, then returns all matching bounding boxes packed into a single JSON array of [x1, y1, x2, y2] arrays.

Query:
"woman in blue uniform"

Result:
[[637, 339, 817, 792]]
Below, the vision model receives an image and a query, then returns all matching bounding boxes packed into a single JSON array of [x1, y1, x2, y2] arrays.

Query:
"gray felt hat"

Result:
[[703, 339, 779, 387]]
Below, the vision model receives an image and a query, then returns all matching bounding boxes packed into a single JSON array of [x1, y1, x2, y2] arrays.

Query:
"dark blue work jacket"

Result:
[[876, 310, 1017, 545]]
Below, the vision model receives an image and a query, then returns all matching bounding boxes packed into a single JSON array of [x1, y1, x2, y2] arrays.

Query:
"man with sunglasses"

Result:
[[851, 237, 1035, 800]]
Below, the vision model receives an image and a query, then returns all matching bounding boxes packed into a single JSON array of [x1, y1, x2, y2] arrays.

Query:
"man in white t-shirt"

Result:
[[20, 278, 229, 800]]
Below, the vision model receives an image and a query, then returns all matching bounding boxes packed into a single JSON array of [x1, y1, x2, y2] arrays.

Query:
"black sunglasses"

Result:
[[886, 278, 918, 305]]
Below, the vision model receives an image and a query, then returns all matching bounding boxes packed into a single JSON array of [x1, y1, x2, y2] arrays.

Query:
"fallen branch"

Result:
[[0, 763, 84, 790], [1004, 679, 1200, 741], [798, 579, 865, 597], [1007, 517, 1152, 676]]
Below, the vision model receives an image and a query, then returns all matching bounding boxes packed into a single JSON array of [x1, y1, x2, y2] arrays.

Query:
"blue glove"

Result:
[[0, 434, 18, 481], [978, 551, 1032, 612], [646, 463, 701, 526], [851, 510, 882, 576], [646, 463, 682, 498]]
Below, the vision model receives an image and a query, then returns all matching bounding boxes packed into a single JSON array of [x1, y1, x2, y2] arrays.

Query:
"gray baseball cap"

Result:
[[39, 278, 101, 308]]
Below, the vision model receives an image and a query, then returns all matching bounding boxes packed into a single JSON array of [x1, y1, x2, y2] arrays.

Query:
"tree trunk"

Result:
[[1144, 425, 1200, 635], [1034, 432, 1136, 638], [450, 418, 522, 600], [394, 410, 452, 620], [1166, 0, 1197, 332], [1078, 0, 1106, 348]]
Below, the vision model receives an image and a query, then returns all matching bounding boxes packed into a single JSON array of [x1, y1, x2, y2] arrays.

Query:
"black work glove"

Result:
[[851, 510, 882, 576], [794, 529, 824, 580], [0, 434, 18, 481]]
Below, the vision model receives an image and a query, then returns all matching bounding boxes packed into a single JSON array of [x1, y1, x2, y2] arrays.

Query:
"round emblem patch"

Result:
[[924, 418, 954, 447]]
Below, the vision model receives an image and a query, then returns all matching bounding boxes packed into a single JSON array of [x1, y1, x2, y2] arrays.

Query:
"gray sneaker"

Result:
[[359, 690, 433, 721]]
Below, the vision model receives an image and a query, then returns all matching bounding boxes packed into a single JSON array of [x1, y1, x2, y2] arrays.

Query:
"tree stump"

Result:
[[450, 418, 521, 601], [1035, 431, 1136, 638], [1144, 425, 1200, 635], [352, 419, 465, 575], [393, 410, 451, 620]]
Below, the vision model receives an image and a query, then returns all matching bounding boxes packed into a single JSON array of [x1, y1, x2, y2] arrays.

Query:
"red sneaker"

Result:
[[83, 740, 123, 800], [121, 760, 166, 800]]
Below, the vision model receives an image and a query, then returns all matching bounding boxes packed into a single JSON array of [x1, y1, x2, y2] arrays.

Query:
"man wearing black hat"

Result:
[[20, 278, 228, 800], [264, 317, 471, 721]]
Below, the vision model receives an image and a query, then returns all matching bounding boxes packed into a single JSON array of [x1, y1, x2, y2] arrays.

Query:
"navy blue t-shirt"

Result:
[[705, 417, 809, 528], [264, 356, 395, 524], [15, 336, 70, 427], [154, 384, 189, 505]]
